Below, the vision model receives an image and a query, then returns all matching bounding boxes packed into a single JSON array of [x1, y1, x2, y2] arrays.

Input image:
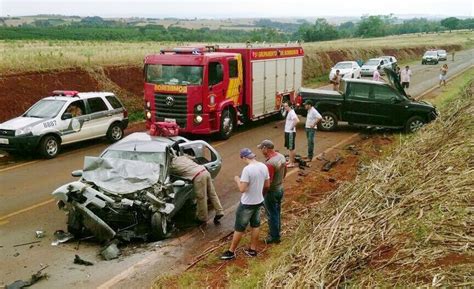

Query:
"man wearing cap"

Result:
[[257, 139, 286, 244], [220, 148, 270, 260], [170, 153, 224, 225], [304, 100, 322, 161]]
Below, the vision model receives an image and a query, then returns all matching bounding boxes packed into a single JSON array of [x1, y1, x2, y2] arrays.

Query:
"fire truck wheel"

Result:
[[219, 109, 234, 139]]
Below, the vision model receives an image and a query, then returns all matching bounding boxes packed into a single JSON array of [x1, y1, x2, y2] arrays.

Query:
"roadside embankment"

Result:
[[263, 77, 473, 287]]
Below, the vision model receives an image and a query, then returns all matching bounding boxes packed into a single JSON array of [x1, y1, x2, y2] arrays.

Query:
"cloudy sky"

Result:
[[1, 0, 473, 18]]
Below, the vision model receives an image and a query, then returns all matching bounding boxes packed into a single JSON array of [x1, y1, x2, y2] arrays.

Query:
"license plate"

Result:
[[0, 138, 9, 145], [164, 118, 176, 123]]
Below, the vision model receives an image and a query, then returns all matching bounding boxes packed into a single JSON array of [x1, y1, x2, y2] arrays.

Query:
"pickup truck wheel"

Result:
[[318, 112, 338, 131], [150, 212, 168, 241], [39, 135, 60, 159], [219, 109, 234, 140], [405, 116, 425, 133], [107, 123, 124, 142]]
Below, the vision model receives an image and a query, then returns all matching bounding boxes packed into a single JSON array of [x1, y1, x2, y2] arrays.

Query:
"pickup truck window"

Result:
[[373, 85, 398, 103], [348, 83, 371, 100]]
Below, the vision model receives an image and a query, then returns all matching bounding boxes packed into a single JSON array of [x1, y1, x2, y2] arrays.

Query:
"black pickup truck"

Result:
[[296, 68, 438, 133]]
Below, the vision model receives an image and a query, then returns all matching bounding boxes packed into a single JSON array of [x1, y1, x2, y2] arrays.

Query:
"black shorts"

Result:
[[402, 82, 410, 88], [284, 132, 296, 150]]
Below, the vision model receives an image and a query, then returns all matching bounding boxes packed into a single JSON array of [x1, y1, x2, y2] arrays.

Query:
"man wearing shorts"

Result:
[[400, 66, 412, 89], [220, 148, 270, 260], [283, 102, 299, 168]]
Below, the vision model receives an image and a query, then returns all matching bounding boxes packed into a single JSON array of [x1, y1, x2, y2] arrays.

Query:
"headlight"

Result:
[[210, 95, 215, 105], [146, 111, 152, 119], [146, 101, 151, 108], [194, 115, 203, 124], [196, 104, 203, 112], [15, 127, 32, 136]]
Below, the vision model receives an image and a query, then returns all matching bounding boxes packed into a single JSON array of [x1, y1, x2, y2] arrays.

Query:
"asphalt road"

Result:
[[0, 49, 472, 288]]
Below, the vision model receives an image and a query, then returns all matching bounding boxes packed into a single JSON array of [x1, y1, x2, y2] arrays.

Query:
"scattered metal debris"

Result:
[[35, 231, 45, 238], [51, 230, 74, 246], [6, 265, 48, 289], [328, 177, 337, 183], [346, 144, 360, 155], [13, 241, 41, 248], [73, 255, 94, 266], [322, 155, 343, 172], [100, 242, 120, 260], [13, 252, 20, 257]]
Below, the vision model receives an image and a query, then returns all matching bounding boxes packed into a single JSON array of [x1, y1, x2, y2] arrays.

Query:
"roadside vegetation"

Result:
[[153, 69, 474, 287], [1, 30, 472, 76]]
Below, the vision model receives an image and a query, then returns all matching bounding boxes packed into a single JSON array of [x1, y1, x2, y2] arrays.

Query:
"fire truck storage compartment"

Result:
[[251, 57, 303, 117]]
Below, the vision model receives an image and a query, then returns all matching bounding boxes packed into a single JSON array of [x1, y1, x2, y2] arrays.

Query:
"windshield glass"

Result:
[[102, 150, 167, 179], [437, 50, 446, 54], [335, 62, 352, 69], [146, 64, 203, 85], [25, 99, 65, 118], [364, 60, 380, 66], [424, 51, 437, 56]]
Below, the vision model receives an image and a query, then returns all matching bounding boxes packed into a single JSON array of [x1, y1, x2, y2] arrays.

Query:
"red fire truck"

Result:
[[143, 44, 304, 139]]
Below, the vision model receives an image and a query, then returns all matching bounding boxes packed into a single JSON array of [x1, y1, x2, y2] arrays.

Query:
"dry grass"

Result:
[[1, 30, 472, 76], [262, 80, 474, 287]]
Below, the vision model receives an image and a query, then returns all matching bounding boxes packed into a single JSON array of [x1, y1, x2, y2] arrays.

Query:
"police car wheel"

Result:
[[107, 123, 123, 142], [39, 135, 60, 159]]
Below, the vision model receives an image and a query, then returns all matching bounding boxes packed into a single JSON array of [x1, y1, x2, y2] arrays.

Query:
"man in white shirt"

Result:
[[283, 101, 299, 168], [220, 148, 270, 260], [304, 100, 322, 161], [400, 65, 412, 89]]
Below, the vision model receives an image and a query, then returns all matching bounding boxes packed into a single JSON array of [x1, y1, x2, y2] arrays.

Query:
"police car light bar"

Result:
[[52, 90, 79, 96]]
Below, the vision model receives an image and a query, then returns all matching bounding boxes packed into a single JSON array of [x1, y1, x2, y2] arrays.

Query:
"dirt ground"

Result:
[[159, 132, 395, 288], [0, 65, 142, 122]]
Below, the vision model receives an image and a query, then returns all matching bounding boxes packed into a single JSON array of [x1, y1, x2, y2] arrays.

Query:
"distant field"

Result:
[[1, 30, 472, 74]]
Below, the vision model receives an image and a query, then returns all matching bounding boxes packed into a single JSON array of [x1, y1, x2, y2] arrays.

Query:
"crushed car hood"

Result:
[[82, 156, 161, 195]]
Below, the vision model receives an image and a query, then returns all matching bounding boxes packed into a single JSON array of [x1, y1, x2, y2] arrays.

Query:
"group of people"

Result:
[[169, 100, 322, 261], [395, 63, 449, 89]]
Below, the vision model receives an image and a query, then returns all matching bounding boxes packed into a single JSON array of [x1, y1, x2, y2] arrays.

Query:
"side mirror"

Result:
[[71, 170, 83, 177], [62, 113, 73, 120], [172, 180, 186, 187]]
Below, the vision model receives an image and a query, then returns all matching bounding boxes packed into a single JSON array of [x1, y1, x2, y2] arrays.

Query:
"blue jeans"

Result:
[[264, 188, 284, 240], [234, 202, 262, 232], [305, 128, 315, 159]]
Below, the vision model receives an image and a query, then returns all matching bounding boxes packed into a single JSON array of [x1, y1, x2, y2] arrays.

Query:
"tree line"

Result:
[[0, 15, 472, 42]]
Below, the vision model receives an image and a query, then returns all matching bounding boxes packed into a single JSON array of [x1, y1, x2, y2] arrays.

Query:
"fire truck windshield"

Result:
[[146, 64, 203, 86]]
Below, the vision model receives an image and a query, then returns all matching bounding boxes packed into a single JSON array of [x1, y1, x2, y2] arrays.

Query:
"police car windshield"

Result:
[[25, 99, 66, 118], [146, 64, 203, 85], [365, 59, 380, 66]]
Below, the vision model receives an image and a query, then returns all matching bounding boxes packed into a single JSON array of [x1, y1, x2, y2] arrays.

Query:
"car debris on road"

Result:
[[73, 255, 94, 266]]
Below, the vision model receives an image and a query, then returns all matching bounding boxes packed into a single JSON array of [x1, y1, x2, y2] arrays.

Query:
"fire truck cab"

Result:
[[144, 44, 304, 139]]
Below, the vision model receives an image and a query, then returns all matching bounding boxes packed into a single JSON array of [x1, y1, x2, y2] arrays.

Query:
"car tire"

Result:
[[405, 116, 425, 133], [106, 123, 124, 143], [219, 109, 234, 140], [150, 212, 168, 241], [39, 135, 60, 159], [318, 112, 338, 131], [421, 61, 425, 65]]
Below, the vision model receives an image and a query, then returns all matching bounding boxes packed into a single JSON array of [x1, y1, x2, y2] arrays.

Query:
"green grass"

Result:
[[128, 111, 145, 123]]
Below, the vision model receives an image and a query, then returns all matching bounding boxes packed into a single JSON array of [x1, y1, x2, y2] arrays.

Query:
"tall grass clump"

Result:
[[263, 80, 473, 287]]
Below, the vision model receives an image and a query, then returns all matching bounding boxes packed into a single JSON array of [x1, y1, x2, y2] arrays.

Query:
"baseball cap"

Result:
[[257, 139, 274, 149], [240, 148, 256, 159], [304, 100, 314, 106]]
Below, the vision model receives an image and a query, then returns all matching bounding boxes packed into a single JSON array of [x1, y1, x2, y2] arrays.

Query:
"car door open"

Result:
[[178, 140, 222, 178]]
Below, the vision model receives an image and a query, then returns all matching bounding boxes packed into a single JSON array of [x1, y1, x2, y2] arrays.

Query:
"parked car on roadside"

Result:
[[0, 90, 128, 159], [422, 51, 439, 65], [379, 56, 398, 69], [52, 132, 222, 242], [360, 58, 392, 76], [437, 49, 447, 61], [296, 68, 438, 133], [329, 61, 361, 80]]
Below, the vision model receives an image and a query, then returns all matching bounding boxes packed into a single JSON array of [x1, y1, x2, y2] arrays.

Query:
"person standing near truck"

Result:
[[373, 65, 382, 81], [330, 69, 341, 91], [303, 100, 322, 161], [400, 66, 412, 89], [283, 102, 299, 168], [439, 64, 448, 87], [257, 140, 286, 244]]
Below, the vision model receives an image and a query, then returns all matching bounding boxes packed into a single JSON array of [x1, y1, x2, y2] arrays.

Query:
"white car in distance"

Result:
[[329, 61, 361, 80]]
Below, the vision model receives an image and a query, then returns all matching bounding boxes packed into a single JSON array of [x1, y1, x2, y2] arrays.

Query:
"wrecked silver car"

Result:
[[52, 132, 221, 242]]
